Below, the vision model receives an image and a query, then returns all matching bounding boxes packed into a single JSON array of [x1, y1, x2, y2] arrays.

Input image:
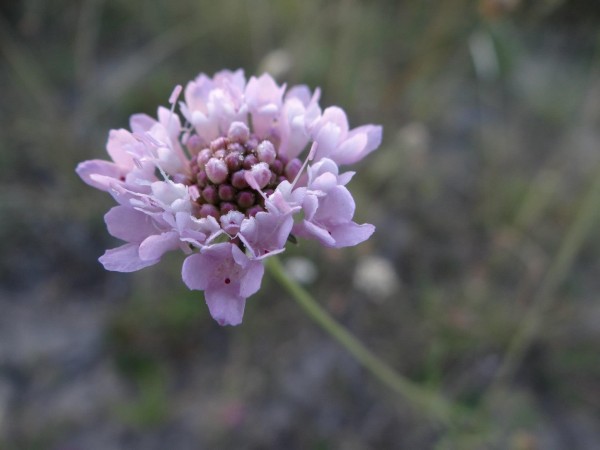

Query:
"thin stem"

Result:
[[489, 162, 600, 390], [265, 256, 464, 426]]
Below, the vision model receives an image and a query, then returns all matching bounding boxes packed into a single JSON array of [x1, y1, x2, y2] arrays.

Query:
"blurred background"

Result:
[[1, 0, 600, 448]]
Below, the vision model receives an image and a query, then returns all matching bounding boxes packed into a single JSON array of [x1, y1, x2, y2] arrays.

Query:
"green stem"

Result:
[[265, 256, 463, 425]]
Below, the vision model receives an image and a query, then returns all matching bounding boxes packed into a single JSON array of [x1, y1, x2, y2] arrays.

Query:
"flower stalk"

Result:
[[265, 256, 463, 425]]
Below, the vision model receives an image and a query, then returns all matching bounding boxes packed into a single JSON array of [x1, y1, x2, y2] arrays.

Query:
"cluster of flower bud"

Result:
[[187, 122, 301, 219]]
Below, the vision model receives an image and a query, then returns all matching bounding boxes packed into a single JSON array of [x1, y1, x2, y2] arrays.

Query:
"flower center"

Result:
[[186, 122, 301, 220]]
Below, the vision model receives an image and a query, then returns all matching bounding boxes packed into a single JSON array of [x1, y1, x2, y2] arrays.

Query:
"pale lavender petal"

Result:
[[313, 123, 342, 161], [315, 106, 349, 138], [285, 85, 312, 104], [313, 185, 356, 225], [157, 106, 183, 141], [245, 73, 284, 110], [204, 288, 246, 326], [76, 160, 123, 191], [310, 172, 338, 193], [294, 220, 336, 247], [129, 113, 156, 133], [106, 129, 140, 168], [138, 231, 180, 261], [181, 252, 212, 291], [104, 205, 158, 242], [99, 243, 159, 272], [239, 258, 265, 298], [329, 222, 375, 248], [239, 211, 293, 259], [339, 125, 382, 165], [330, 133, 367, 165], [337, 171, 355, 185], [301, 193, 319, 220]]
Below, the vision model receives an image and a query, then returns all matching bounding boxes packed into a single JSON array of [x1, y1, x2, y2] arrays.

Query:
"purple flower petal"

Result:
[[104, 205, 158, 242], [99, 243, 159, 272], [204, 287, 246, 326], [76, 160, 123, 191], [338, 125, 382, 165], [182, 252, 212, 291], [138, 231, 180, 261], [329, 222, 375, 247]]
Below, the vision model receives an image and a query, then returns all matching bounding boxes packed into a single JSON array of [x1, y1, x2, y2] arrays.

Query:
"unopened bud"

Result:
[[218, 184, 236, 201], [199, 204, 219, 219], [285, 158, 302, 181], [257, 140, 276, 164], [205, 158, 229, 184], [227, 121, 250, 143], [201, 185, 218, 204], [231, 170, 249, 189], [236, 191, 256, 209], [247, 162, 271, 189]]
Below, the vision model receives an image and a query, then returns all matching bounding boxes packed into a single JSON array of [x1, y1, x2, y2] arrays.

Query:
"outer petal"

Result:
[[329, 222, 375, 248], [294, 220, 336, 247], [330, 133, 367, 165], [99, 243, 159, 272], [335, 125, 382, 165], [76, 160, 123, 191], [106, 129, 140, 168], [104, 205, 158, 242], [312, 185, 356, 225], [239, 258, 265, 298], [129, 113, 156, 133], [238, 211, 293, 259], [138, 231, 180, 261], [181, 252, 213, 291], [232, 245, 264, 305], [204, 288, 246, 326]]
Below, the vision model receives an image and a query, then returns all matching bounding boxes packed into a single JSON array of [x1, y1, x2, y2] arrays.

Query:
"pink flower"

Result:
[[77, 69, 382, 326]]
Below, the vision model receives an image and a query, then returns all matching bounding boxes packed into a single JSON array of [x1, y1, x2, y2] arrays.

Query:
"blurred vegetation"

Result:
[[1, 0, 600, 448]]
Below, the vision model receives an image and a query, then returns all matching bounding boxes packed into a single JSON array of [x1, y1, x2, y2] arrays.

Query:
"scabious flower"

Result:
[[77, 69, 381, 326]]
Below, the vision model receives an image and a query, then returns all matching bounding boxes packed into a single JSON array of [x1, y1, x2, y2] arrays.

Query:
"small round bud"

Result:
[[227, 142, 244, 154], [231, 170, 249, 189], [236, 191, 256, 209], [199, 204, 219, 219], [243, 154, 259, 170], [270, 159, 284, 175], [205, 158, 229, 184], [257, 140, 276, 164], [220, 202, 236, 215], [187, 135, 203, 153], [218, 184, 236, 201], [196, 170, 208, 187], [210, 137, 227, 152], [227, 121, 250, 143], [248, 162, 271, 189], [246, 136, 259, 150], [196, 148, 212, 167], [285, 158, 302, 181], [225, 152, 243, 171], [201, 185, 218, 204], [213, 149, 226, 159]]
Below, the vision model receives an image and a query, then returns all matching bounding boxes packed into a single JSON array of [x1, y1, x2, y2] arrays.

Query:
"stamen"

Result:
[[167, 84, 182, 132], [291, 142, 318, 188], [169, 84, 183, 105]]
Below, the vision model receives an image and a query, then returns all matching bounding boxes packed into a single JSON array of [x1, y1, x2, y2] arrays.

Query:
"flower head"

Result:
[[77, 69, 381, 326]]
